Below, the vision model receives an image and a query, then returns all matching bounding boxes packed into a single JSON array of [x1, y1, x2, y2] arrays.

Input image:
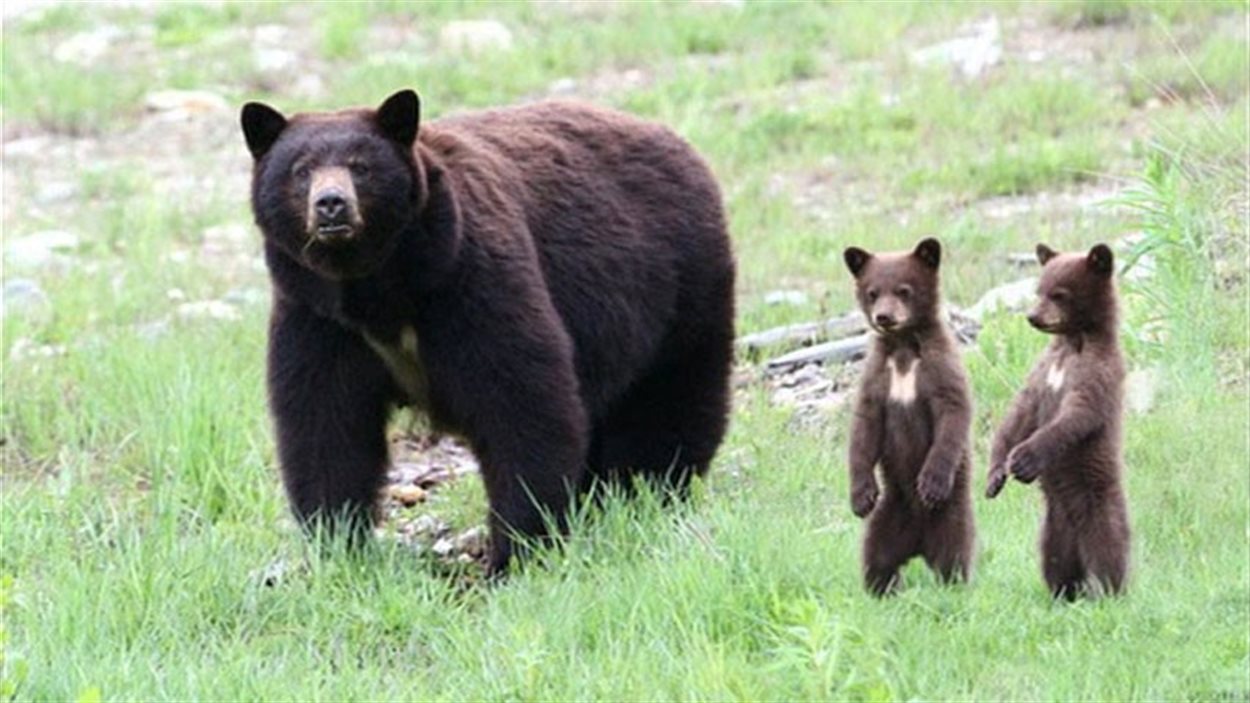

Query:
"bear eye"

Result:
[[292, 162, 311, 180], [867, 288, 879, 302], [895, 285, 912, 299], [1049, 289, 1069, 303], [348, 161, 370, 177]]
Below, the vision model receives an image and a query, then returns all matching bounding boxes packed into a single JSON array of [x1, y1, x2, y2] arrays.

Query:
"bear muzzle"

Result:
[[306, 166, 363, 246]]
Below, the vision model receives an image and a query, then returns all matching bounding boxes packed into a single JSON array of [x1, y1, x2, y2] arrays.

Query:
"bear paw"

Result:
[[851, 479, 879, 518], [986, 463, 1008, 498], [1007, 443, 1043, 484], [916, 468, 954, 508]]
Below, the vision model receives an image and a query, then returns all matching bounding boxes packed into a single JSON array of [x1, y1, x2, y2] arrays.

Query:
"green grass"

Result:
[[2, 1, 1248, 700]]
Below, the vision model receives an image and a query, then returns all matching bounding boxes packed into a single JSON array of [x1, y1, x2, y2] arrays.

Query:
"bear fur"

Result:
[[987, 243, 1130, 600], [843, 238, 976, 596], [241, 90, 736, 574]]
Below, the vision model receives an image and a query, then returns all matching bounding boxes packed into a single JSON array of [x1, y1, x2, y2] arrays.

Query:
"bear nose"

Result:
[[315, 191, 347, 222], [874, 313, 896, 329]]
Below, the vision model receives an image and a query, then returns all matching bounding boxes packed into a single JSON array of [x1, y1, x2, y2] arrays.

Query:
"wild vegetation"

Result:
[[2, 1, 1247, 700]]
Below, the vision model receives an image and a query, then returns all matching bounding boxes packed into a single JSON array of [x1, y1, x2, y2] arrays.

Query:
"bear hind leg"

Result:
[[1041, 507, 1086, 601], [590, 337, 732, 499], [863, 495, 922, 597], [921, 497, 975, 586]]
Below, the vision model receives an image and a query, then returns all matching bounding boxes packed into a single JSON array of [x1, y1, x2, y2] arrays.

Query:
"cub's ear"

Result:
[[376, 89, 421, 146], [843, 246, 872, 277], [913, 237, 941, 270], [1036, 243, 1058, 266], [1087, 243, 1114, 276], [241, 102, 288, 159]]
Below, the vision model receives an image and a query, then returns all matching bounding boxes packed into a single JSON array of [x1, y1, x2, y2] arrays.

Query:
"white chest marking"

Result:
[[887, 358, 918, 405], [363, 325, 426, 402], [1046, 362, 1066, 392]]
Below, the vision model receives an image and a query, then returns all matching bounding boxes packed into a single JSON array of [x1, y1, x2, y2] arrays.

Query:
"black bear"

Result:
[[987, 243, 1130, 600], [843, 238, 976, 596], [241, 90, 735, 574]]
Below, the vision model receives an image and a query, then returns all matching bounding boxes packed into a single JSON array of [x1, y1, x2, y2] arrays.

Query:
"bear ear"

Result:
[[1036, 243, 1058, 266], [912, 237, 941, 270], [241, 102, 287, 159], [376, 89, 421, 147], [1087, 243, 1114, 276], [843, 247, 872, 277]]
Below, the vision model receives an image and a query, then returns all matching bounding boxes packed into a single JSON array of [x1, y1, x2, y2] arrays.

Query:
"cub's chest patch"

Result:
[[1046, 362, 1066, 392], [362, 325, 428, 404], [886, 358, 918, 405]]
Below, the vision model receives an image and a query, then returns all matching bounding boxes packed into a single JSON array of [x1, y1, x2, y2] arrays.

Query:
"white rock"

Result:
[[1126, 367, 1158, 414], [53, 26, 124, 65], [176, 300, 241, 322], [144, 90, 229, 115], [254, 47, 297, 73], [3, 136, 52, 159], [431, 537, 455, 557], [910, 16, 1002, 79], [967, 277, 1037, 321], [439, 20, 514, 55], [5, 230, 79, 269], [764, 290, 809, 306], [548, 77, 578, 95]]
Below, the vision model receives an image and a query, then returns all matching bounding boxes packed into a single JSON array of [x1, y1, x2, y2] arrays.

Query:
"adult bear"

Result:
[[241, 90, 735, 574]]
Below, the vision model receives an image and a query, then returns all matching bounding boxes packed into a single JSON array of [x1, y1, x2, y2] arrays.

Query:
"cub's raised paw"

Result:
[[986, 464, 1008, 498], [917, 468, 954, 508], [851, 480, 879, 518], [1007, 443, 1043, 483]]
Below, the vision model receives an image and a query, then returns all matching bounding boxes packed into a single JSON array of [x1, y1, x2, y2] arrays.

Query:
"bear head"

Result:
[[1028, 243, 1117, 335], [241, 89, 425, 280], [843, 238, 943, 337]]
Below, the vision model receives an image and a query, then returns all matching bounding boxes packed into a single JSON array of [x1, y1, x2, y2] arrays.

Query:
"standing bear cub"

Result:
[[843, 238, 976, 596], [987, 243, 1130, 600], [241, 90, 735, 574]]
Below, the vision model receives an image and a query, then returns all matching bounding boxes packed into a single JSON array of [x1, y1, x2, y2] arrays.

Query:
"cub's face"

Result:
[[843, 238, 942, 336], [241, 90, 423, 280], [1029, 243, 1115, 334]]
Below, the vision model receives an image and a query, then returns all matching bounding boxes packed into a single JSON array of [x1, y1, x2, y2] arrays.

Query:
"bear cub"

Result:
[[843, 238, 976, 596], [987, 243, 1130, 600], [241, 90, 735, 575]]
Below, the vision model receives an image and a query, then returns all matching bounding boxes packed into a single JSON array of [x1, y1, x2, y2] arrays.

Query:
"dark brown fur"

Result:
[[843, 238, 976, 596], [987, 243, 1130, 600], [242, 91, 735, 575]]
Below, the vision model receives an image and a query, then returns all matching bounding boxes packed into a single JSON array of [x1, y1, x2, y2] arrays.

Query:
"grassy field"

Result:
[[2, 1, 1248, 700]]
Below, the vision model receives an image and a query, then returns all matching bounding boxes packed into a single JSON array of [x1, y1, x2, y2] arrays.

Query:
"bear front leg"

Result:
[[988, 390, 1038, 498], [848, 391, 884, 518], [1008, 391, 1104, 485], [268, 300, 395, 543], [917, 390, 971, 509]]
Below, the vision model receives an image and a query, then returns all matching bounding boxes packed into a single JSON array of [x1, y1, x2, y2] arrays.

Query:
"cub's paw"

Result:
[[851, 480, 879, 518], [917, 468, 954, 508], [1007, 443, 1043, 483], [986, 464, 1008, 499]]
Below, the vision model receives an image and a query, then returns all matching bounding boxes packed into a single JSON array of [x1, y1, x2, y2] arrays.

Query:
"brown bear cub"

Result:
[[987, 243, 1130, 600], [843, 238, 976, 596], [241, 90, 735, 575]]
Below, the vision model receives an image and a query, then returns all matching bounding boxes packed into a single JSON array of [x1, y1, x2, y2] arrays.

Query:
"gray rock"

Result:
[[736, 312, 865, 353], [966, 277, 1037, 321], [5, 230, 79, 269], [2, 279, 50, 323], [766, 334, 870, 372], [34, 181, 80, 206]]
